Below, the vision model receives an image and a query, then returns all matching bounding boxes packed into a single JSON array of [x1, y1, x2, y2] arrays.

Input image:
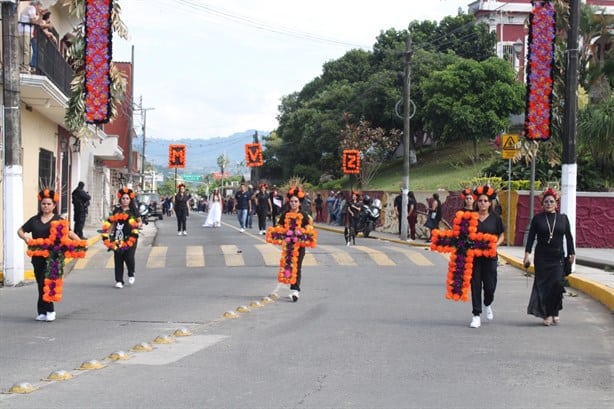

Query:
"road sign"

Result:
[[183, 174, 202, 181], [501, 134, 520, 159]]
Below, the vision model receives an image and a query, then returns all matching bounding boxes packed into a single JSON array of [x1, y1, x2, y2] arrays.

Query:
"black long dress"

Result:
[[525, 212, 575, 318]]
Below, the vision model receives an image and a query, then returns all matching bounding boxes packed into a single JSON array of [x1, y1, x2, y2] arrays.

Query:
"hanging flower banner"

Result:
[[168, 144, 187, 168], [523, 0, 556, 141], [27, 220, 88, 302], [342, 149, 361, 174], [101, 212, 140, 251], [84, 0, 113, 124], [245, 143, 264, 167], [430, 211, 497, 301], [266, 213, 317, 284]]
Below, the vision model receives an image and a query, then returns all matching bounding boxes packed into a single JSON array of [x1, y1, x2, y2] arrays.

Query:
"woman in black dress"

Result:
[[523, 188, 575, 326], [174, 184, 190, 235]]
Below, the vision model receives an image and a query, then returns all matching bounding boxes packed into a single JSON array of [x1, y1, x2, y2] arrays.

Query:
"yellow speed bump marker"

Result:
[[236, 305, 251, 313], [108, 351, 131, 361], [260, 296, 274, 304], [7, 382, 37, 394], [44, 370, 73, 381], [131, 342, 154, 352], [77, 360, 106, 370], [153, 335, 175, 344], [173, 328, 192, 337], [223, 310, 239, 319], [268, 293, 280, 301], [249, 301, 264, 308]]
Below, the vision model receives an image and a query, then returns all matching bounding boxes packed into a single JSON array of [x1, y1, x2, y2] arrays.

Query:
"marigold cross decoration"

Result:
[[27, 220, 88, 302], [265, 213, 317, 284], [430, 211, 497, 301]]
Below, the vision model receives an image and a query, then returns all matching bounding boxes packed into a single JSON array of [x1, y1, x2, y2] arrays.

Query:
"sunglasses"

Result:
[[543, 199, 556, 204]]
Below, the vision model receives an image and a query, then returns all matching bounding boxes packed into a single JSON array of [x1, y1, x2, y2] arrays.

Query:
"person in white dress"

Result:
[[202, 189, 222, 227]]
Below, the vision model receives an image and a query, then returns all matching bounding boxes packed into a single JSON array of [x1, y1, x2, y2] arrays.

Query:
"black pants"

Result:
[[114, 245, 137, 284], [471, 257, 498, 316], [74, 213, 86, 238], [175, 207, 187, 232], [257, 209, 267, 231], [32, 257, 54, 314], [290, 247, 306, 291]]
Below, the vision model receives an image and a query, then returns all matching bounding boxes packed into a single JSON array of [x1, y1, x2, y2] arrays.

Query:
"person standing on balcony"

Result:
[[18, 0, 44, 72], [72, 181, 91, 240]]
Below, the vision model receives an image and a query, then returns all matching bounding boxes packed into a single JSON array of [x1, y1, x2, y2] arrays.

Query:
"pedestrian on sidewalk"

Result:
[[102, 188, 142, 288], [174, 184, 190, 235], [253, 183, 271, 234], [407, 191, 418, 241], [523, 188, 575, 326], [424, 192, 442, 241], [469, 185, 505, 328], [18, 189, 82, 322], [71, 181, 91, 239], [234, 183, 251, 232]]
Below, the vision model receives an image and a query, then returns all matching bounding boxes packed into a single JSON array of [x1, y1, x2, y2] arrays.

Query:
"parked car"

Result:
[[137, 192, 163, 220]]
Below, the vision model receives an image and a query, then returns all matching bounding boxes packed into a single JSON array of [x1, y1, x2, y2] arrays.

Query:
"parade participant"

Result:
[[266, 186, 317, 302], [460, 187, 476, 212], [469, 185, 505, 328], [233, 183, 251, 232], [18, 188, 85, 321], [253, 183, 272, 235], [174, 184, 190, 235], [269, 185, 283, 225], [523, 188, 575, 326], [424, 192, 442, 241], [202, 188, 222, 228], [102, 188, 142, 288]]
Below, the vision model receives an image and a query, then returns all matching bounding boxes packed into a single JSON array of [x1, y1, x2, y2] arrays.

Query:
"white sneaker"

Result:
[[115, 282, 123, 289], [46, 311, 56, 322], [290, 290, 300, 302], [240, 228, 245, 232], [36, 314, 47, 321], [470, 316, 481, 328], [485, 305, 494, 320], [177, 232, 182, 236], [128, 277, 135, 285], [183, 231, 187, 235]]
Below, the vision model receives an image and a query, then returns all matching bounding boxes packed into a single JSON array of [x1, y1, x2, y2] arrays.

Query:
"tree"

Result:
[[339, 114, 401, 188], [421, 56, 525, 162], [578, 94, 614, 178]]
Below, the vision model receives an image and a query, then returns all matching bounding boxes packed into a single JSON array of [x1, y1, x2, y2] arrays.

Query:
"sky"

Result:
[[113, 0, 471, 140]]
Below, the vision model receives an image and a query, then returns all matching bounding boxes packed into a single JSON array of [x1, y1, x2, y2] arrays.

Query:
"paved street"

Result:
[[1, 213, 612, 409]]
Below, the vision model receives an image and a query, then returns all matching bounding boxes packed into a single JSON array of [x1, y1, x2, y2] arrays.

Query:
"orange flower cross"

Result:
[[430, 211, 497, 302]]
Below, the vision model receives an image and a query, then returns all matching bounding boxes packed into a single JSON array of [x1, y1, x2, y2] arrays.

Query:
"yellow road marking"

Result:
[[255, 244, 281, 266], [318, 245, 356, 266], [186, 246, 205, 267], [221, 244, 244, 266], [353, 245, 396, 266], [75, 247, 100, 269], [388, 247, 433, 266], [147, 246, 167, 268]]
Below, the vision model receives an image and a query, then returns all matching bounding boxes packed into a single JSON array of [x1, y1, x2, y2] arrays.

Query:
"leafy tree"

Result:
[[578, 94, 614, 179], [421, 56, 525, 162], [339, 114, 401, 188]]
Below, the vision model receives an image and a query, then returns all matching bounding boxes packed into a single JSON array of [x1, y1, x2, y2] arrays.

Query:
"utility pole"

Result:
[[561, 0, 580, 242], [135, 96, 154, 191], [250, 130, 259, 183], [401, 32, 412, 241], [127, 45, 135, 185], [2, 1, 25, 285]]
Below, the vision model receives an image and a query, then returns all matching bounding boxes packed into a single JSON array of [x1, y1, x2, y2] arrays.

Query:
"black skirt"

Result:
[[527, 255, 565, 318]]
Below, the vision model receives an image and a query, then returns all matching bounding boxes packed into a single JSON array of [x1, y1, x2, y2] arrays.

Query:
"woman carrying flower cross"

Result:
[[18, 189, 84, 322]]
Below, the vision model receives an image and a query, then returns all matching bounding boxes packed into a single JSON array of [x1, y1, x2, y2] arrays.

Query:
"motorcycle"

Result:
[[344, 196, 381, 244], [138, 202, 151, 225]]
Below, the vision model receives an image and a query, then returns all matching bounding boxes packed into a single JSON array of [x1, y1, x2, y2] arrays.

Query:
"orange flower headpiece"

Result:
[[117, 187, 135, 199], [460, 188, 476, 201], [177, 183, 185, 189], [473, 185, 496, 201], [259, 183, 268, 189], [38, 189, 59, 203], [541, 187, 558, 202], [286, 186, 305, 201]]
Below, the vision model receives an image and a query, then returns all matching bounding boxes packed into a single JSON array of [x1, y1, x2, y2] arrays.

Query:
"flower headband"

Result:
[[259, 183, 268, 189], [177, 183, 185, 189], [117, 187, 135, 199], [38, 188, 59, 203], [473, 185, 496, 201], [286, 186, 305, 201], [460, 188, 476, 201], [541, 187, 558, 201]]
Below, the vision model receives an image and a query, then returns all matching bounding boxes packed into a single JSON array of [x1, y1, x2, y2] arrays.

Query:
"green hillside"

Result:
[[366, 140, 499, 191]]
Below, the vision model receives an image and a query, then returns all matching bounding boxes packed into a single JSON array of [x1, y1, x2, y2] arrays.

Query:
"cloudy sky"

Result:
[[113, 0, 471, 140]]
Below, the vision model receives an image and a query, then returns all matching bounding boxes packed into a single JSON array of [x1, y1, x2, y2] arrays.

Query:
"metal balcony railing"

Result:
[[20, 23, 74, 96]]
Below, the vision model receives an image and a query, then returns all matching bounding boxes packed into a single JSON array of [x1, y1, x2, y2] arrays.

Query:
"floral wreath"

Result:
[[38, 188, 60, 203], [431, 211, 498, 301], [541, 187, 558, 201], [26, 220, 88, 302], [473, 185, 497, 201], [117, 187, 135, 199], [286, 186, 305, 202], [265, 212, 317, 284], [101, 212, 139, 251], [460, 188, 476, 201]]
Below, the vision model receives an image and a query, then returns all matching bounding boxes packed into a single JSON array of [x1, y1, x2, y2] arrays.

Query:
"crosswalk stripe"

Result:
[[303, 253, 317, 266], [147, 246, 167, 268], [353, 245, 396, 266], [75, 247, 100, 269], [186, 246, 205, 267], [220, 244, 244, 266], [388, 247, 433, 266], [105, 252, 114, 269], [255, 244, 281, 266], [318, 245, 357, 266]]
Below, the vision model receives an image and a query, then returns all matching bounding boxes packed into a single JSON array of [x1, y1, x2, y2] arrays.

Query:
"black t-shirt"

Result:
[[111, 208, 140, 242], [477, 212, 505, 237], [21, 214, 62, 239]]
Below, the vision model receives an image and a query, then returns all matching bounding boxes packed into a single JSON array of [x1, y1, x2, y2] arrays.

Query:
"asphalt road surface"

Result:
[[1, 213, 612, 409]]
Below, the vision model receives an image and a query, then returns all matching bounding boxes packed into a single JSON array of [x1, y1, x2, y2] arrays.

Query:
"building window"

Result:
[[503, 44, 515, 65], [38, 148, 56, 190]]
